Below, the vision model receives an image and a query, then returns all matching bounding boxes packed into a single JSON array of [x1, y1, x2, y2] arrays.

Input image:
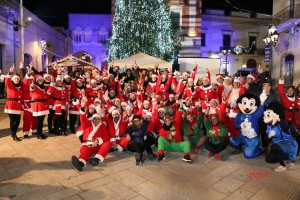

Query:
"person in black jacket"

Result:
[[124, 115, 150, 165]]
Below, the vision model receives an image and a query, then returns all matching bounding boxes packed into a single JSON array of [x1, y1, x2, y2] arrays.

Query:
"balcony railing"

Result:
[[220, 46, 265, 55], [273, 4, 300, 25]]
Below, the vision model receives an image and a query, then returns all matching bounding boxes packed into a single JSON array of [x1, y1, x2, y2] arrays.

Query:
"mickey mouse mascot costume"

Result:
[[231, 93, 266, 158]]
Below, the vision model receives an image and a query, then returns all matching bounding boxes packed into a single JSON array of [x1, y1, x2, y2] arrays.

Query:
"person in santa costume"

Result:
[[157, 115, 193, 163], [107, 109, 129, 152], [69, 78, 85, 133], [278, 77, 298, 123], [198, 70, 219, 114], [215, 74, 224, 100], [204, 113, 229, 160], [30, 74, 49, 139], [21, 70, 36, 138], [224, 77, 246, 154], [5, 66, 23, 141], [72, 114, 112, 171], [222, 76, 233, 98], [47, 76, 68, 136]]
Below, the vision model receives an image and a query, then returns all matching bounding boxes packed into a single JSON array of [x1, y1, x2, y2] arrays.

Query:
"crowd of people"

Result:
[[2, 61, 300, 172]]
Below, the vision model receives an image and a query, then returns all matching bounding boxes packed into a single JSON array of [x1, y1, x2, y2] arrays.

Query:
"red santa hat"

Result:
[[108, 105, 117, 113], [111, 109, 120, 115], [182, 71, 189, 77], [43, 73, 51, 79], [247, 74, 258, 82], [55, 76, 62, 81], [11, 75, 20, 80], [224, 76, 231, 80], [90, 79, 97, 84], [158, 107, 165, 113], [64, 74, 70, 79], [163, 116, 171, 122], [92, 113, 101, 119], [216, 74, 224, 79], [94, 98, 101, 104], [89, 104, 96, 109], [209, 113, 219, 120], [102, 76, 108, 81], [35, 75, 44, 81], [121, 102, 128, 107], [209, 99, 219, 107], [233, 77, 242, 84]]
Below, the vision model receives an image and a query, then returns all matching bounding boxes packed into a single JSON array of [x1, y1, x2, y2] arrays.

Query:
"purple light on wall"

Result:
[[68, 14, 112, 68]]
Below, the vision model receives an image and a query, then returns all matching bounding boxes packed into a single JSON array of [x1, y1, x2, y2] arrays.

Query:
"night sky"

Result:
[[24, 0, 273, 28]]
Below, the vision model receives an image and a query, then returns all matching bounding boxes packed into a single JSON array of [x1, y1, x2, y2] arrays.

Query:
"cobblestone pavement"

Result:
[[0, 99, 299, 200]]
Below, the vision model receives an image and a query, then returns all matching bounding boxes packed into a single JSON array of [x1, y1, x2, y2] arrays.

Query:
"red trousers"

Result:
[[116, 137, 130, 149], [23, 110, 37, 134], [79, 142, 112, 162]]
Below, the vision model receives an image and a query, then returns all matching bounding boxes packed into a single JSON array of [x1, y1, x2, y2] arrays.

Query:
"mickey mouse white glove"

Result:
[[268, 130, 276, 138], [260, 91, 268, 105]]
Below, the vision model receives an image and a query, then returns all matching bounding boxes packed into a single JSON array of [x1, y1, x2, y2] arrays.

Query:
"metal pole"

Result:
[[20, 0, 24, 62], [225, 53, 228, 75]]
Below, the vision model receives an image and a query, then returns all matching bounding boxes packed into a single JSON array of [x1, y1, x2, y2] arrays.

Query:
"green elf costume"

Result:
[[157, 116, 192, 163], [182, 109, 205, 154], [204, 113, 229, 160]]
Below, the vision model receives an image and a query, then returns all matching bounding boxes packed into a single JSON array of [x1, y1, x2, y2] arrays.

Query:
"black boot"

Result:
[[37, 133, 48, 140], [231, 148, 243, 155], [12, 134, 22, 142], [71, 156, 84, 171], [135, 152, 141, 165], [89, 157, 100, 166]]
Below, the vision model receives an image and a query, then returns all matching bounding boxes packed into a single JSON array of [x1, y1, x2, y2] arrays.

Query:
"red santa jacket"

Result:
[[76, 122, 110, 147], [5, 75, 22, 114], [107, 116, 128, 142], [31, 84, 49, 116], [199, 85, 219, 112], [47, 85, 68, 110], [21, 74, 32, 110], [278, 81, 298, 122]]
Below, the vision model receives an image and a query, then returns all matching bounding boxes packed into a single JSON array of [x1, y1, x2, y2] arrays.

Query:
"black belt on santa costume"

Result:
[[53, 98, 65, 100], [33, 99, 46, 102], [88, 96, 97, 99], [285, 108, 295, 112], [7, 98, 21, 101], [296, 108, 300, 112], [83, 140, 94, 143]]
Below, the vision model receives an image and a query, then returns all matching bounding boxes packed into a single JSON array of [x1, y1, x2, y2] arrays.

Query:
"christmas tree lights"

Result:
[[108, 0, 181, 62]]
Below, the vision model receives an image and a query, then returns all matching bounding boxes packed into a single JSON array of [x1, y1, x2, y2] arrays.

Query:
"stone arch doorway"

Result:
[[246, 59, 257, 68]]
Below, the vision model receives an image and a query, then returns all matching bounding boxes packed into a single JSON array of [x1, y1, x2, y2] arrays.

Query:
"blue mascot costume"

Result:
[[231, 93, 265, 158], [263, 101, 298, 172]]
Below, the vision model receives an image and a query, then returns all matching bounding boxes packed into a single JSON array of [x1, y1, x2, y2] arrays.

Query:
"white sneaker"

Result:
[[274, 165, 287, 172]]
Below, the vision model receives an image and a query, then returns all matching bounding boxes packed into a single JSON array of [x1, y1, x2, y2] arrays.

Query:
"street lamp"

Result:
[[263, 25, 279, 46], [221, 49, 231, 75]]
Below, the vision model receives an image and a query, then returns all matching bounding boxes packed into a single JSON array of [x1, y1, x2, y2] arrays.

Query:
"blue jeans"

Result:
[[276, 139, 298, 162]]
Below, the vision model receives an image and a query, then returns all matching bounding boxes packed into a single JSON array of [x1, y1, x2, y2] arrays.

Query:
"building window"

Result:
[[42, 54, 47, 71], [84, 26, 93, 43], [223, 34, 231, 48], [99, 25, 108, 43], [201, 33, 206, 46], [249, 36, 256, 54], [283, 54, 294, 86], [74, 26, 82, 43]]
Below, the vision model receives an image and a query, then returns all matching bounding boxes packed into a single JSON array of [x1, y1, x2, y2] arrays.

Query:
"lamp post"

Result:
[[221, 49, 231, 75], [263, 25, 279, 78]]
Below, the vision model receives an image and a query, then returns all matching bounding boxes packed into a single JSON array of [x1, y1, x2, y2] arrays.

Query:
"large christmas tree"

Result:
[[109, 0, 180, 62]]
